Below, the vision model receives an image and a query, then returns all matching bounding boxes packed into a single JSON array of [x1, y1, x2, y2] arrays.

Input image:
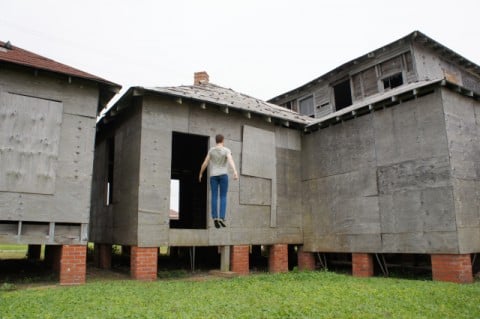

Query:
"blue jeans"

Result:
[[210, 174, 228, 220]]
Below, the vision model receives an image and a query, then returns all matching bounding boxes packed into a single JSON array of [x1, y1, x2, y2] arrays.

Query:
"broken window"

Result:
[[382, 73, 403, 90], [284, 100, 297, 112], [298, 95, 315, 117], [170, 132, 208, 229], [333, 80, 352, 111], [106, 137, 115, 206]]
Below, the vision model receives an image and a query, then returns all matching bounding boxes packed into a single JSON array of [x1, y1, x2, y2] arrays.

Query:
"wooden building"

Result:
[[92, 31, 479, 283], [0, 41, 120, 285], [270, 31, 480, 283], [91, 71, 312, 279]]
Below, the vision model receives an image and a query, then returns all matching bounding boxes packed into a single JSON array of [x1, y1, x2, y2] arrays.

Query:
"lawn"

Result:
[[1, 271, 479, 319]]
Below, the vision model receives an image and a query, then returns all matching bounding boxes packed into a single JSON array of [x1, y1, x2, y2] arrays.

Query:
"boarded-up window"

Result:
[[380, 56, 403, 75], [0, 93, 63, 194], [362, 67, 379, 97], [352, 73, 363, 100], [298, 95, 314, 117], [241, 125, 277, 227], [404, 51, 413, 73], [241, 126, 275, 179]]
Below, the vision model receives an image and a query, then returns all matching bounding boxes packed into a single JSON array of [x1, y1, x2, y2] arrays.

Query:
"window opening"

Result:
[[298, 95, 315, 117], [106, 137, 115, 206], [170, 132, 209, 229], [169, 179, 180, 220], [284, 100, 298, 112], [382, 73, 403, 90], [333, 80, 353, 111]]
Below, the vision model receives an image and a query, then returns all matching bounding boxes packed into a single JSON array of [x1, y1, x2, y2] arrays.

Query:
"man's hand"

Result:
[[199, 173, 202, 182], [233, 171, 239, 180]]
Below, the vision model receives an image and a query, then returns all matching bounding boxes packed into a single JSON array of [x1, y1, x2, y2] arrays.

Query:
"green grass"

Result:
[[0, 245, 27, 251], [1, 271, 479, 318], [0, 245, 28, 260]]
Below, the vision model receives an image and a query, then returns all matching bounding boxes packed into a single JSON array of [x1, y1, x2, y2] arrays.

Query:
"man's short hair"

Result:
[[215, 134, 224, 144]]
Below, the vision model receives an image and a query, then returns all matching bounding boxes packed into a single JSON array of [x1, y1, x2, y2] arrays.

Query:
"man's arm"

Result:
[[227, 153, 238, 180], [199, 154, 210, 182]]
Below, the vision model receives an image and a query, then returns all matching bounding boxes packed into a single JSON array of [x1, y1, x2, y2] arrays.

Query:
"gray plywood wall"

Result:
[[442, 89, 480, 253], [302, 88, 463, 254], [96, 94, 304, 247], [0, 69, 99, 244], [91, 106, 142, 246]]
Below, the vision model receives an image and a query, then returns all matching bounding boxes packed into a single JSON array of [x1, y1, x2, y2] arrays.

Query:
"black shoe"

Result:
[[219, 219, 226, 227], [214, 220, 220, 229]]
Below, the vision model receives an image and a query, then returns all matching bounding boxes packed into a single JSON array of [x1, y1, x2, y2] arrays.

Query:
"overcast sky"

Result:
[[3, 0, 480, 104]]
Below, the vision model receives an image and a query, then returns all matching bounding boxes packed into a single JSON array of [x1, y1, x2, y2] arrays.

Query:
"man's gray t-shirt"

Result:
[[208, 146, 231, 176]]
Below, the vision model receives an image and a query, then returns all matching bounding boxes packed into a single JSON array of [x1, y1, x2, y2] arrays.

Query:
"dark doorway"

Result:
[[170, 132, 209, 229], [333, 79, 353, 111]]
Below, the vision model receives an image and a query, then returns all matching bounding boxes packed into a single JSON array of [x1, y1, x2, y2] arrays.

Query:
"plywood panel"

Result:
[[239, 176, 271, 205], [0, 92, 62, 194], [241, 125, 277, 227], [241, 125, 275, 179]]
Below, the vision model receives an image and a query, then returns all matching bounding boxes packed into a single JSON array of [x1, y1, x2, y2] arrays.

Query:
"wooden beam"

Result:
[[222, 106, 229, 114], [244, 111, 251, 119], [49, 222, 55, 243], [175, 97, 182, 104], [200, 102, 206, 109], [265, 116, 272, 123]]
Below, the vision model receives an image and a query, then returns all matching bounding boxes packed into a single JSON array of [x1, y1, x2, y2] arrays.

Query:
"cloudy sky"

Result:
[[2, 0, 480, 104]]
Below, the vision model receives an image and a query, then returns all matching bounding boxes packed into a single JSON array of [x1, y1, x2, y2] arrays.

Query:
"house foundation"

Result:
[[59, 245, 87, 285], [297, 246, 315, 271], [269, 244, 288, 273], [352, 253, 374, 277], [130, 246, 158, 281], [94, 244, 112, 269], [231, 245, 250, 274], [431, 254, 473, 284]]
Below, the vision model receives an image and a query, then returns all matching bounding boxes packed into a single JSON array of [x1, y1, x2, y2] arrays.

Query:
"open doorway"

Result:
[[170, 132, 209, 229]]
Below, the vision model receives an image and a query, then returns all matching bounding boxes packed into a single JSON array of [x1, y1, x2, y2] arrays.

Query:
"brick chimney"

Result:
[[194, 71, 209, 85]]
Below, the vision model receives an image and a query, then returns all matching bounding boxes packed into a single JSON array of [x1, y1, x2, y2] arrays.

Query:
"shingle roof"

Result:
[[0, 40, 120, 88], [144, 83, 313, 125]]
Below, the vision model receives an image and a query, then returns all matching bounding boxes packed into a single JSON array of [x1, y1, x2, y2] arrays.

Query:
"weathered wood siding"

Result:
[[274, 42, 417, 118], [412, 42, 480, 92], [442, 89, 480, 253], [0, 68, 98, 244], [101, 95, 303, 246], [302, 89, 462, 253]]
